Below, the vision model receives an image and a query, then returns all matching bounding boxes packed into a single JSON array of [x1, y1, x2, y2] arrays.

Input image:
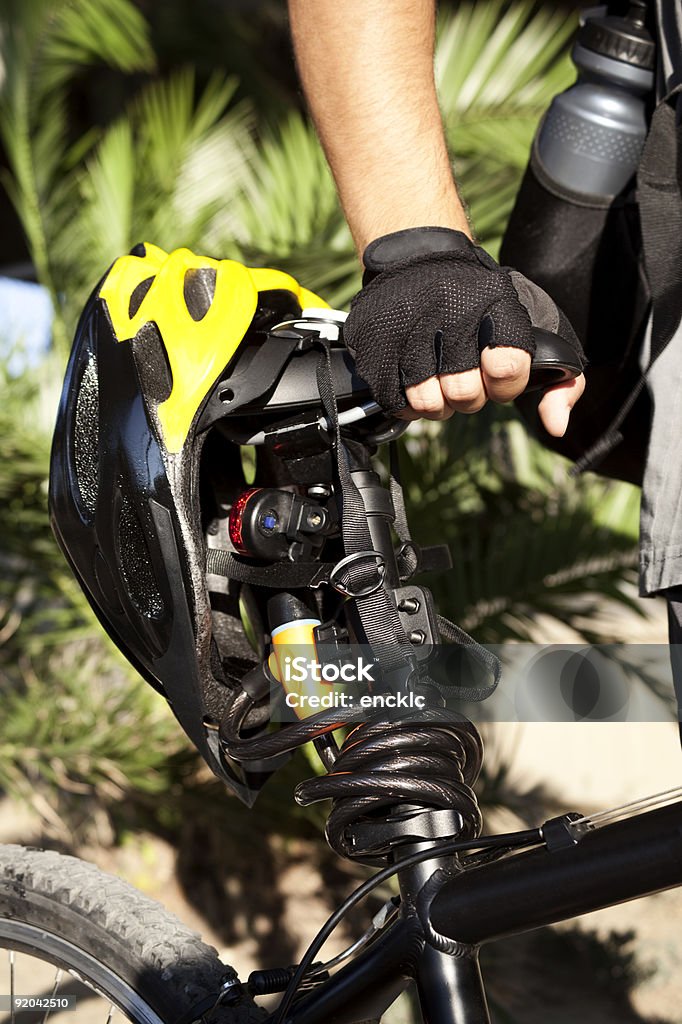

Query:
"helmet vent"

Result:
[[119, 492, 164, 618], [183, 267, 217, 321], [73, 353, 100, 516], [129, 275, 155, 318], [131, 321, 173, 405]]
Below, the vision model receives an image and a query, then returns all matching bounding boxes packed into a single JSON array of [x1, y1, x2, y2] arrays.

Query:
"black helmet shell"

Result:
[[49, 243, 327, 801]]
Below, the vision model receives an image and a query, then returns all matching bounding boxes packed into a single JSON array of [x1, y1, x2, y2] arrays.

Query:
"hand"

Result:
[[344, 228, 586, 437], [402, 349, 586, 437]]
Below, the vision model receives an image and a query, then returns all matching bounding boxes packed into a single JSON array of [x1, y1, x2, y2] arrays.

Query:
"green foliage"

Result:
[[0, 355, 86, 653], [0, 0, 155, 351], [226, 113, 359, 308], [0, 0, 666, 829], [435, 1, 577, 255], [54, 68, 255, 328], [397, 408, 642, 646], [0, 653, 187, 819], [0, 354, 190, 834]]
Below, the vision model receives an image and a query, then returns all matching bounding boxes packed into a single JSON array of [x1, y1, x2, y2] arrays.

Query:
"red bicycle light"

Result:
[[228, 488, 261, 554], [228, 486, 328, 560]]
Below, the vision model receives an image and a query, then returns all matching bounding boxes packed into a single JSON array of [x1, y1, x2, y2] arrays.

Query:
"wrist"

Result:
[[353, 204, 472, 256], [347, 174, 472, 255]]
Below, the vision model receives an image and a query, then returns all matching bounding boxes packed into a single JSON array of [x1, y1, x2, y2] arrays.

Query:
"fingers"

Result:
[[479, 345, 531, 402], [537, 372, 586, 437], [405, 368, 488, 419], [404, 377, 455, 420], [402, 349, 584, 431], [439, 368, 487, 413], [403, 347, 530, 419], [404, 347, 530, 418]]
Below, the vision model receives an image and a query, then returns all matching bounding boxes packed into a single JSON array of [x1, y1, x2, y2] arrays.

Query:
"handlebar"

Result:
[[258, 321, 581, 411], [215, 317, 583, 423], [526, 327, 583, 392]]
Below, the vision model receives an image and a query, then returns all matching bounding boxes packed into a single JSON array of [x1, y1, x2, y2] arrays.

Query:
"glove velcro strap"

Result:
[[362, 227, 477, 284]]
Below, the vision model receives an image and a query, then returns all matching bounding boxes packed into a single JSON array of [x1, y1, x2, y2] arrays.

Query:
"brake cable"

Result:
[[268, 828, 543, 1024]]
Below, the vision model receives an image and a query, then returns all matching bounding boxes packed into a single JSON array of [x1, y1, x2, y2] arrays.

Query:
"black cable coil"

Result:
[[220, 691, 484, 865]]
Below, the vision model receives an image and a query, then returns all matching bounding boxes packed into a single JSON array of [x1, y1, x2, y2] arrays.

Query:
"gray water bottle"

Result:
[[537, 1, 655, 197]]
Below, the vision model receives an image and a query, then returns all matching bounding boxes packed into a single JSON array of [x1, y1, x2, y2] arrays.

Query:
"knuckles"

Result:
[[481, 349, 530, 385], [408, 392, 445, 414], [451, 395, 487, 414], [439, 375, 484, 405]]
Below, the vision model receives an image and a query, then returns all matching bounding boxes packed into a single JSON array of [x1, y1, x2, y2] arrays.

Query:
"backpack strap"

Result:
[[638, 85, 682, 364], [574, 83, 682, 476]]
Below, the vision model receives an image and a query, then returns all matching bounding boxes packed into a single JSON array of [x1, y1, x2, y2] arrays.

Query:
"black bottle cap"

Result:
[[579, 1, 655, 70]]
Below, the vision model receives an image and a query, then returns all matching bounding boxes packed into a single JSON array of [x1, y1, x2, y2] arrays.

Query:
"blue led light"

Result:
[[259, 510, 279, 533]]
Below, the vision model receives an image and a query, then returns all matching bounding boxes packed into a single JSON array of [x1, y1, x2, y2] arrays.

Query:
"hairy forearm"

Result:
[[287, 0, 471, 254]]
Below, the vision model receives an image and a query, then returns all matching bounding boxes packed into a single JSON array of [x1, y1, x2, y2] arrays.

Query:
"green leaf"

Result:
[[226, 112, 357, 305], [78, 119, 136, 267], [434, 1, 576, 244], [435, 1, 576, 115]]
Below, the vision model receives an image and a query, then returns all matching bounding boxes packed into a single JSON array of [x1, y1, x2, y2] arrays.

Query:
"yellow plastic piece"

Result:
[[270, 619, 353, 721], [99, 244, 328, 453]]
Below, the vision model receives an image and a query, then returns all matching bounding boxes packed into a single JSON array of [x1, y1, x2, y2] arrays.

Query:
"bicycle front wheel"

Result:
[[0, 844, 264, 1024]]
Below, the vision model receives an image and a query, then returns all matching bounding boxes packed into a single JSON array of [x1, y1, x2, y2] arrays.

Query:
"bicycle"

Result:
[[4, 289, 682, 1024]]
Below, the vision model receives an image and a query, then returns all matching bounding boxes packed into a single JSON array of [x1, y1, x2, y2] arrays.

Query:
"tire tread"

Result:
[[0, 844, 265, 1023]]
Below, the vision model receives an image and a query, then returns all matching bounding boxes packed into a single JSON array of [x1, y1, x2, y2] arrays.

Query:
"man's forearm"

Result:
[[287, 0, 471, 254]]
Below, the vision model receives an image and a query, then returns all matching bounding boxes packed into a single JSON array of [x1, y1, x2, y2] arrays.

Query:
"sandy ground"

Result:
[[0, 784, 680, 1023], [0, 591, 681, 1022]]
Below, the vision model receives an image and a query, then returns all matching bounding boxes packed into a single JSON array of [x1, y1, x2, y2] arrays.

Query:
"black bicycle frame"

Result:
[[276, 800, 682, 1024]]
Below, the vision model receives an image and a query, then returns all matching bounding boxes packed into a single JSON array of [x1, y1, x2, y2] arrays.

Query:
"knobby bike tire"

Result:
[[0, 844, 265, 1024]]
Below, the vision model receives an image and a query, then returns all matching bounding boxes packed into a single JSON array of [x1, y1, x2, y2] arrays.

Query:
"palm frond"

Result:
[[45, 69, 255, 332], [0, 0, 154, 352], [226, 112, 358, 306], [38, 0, 154, 96], [79, 119, 136, 268], [435, 1, 576, 248], [435, 1, 576, 116]]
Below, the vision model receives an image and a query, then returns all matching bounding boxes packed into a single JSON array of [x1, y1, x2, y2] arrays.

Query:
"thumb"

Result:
[[537, 373, 586, 437]]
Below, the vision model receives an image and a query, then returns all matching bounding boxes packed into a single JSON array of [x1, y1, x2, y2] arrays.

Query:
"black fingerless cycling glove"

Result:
[[343, 227, 583, 413]]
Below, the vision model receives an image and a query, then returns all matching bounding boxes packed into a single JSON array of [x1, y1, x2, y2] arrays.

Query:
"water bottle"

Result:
[[536, 1, 655, 197], [500, 2, 656, 483]]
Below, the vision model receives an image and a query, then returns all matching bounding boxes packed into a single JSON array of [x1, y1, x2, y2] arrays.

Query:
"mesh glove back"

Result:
[[344, 228, 583, 413]]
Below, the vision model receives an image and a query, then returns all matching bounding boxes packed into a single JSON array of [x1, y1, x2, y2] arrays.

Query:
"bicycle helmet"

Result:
[[49, 242, 330, 804]]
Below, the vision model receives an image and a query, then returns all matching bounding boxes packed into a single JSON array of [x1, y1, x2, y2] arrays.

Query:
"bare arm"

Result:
[[287, 0, 584, 433], [287, 0, 470, 253]]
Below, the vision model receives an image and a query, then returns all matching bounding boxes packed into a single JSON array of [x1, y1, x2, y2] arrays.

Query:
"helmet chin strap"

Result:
[[313, 338, 417, 681]]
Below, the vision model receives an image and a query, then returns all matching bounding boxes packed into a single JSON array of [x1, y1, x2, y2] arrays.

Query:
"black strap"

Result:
[[388, 442, 453, 578], [389, 442, 412, 544], [434, 614, 501, 702], [207, 548, 333, 588], [315, 341, 416, 674], [575, 84, 682, 476], [388, 442, 420, 579], [207, 539, 450, 589], [638, 86, 682, 364]]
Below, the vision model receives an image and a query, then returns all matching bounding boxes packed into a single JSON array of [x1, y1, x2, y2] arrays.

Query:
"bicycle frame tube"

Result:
[[277, 802, 682, 1024], [430, 801, 682, 944], [397, 843, 490, 1024]]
